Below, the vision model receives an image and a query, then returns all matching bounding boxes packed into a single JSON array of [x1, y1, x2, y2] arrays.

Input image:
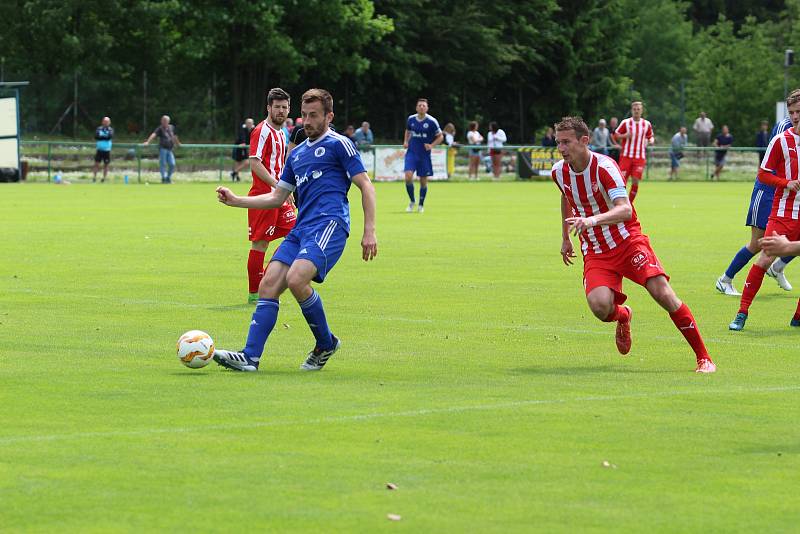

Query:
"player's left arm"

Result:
[[565, 197, 632, 236], [426, 131, 444, 151], [216, 186, 290, 209], [351, 172, 378, 261]]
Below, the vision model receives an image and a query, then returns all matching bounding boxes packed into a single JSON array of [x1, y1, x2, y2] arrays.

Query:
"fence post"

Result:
[[372, 146, 377, 179], [47, 142, 52, 182], [705, 148, 709, 180], [218, 149, 223, 181], [137, 145, 142, 183]]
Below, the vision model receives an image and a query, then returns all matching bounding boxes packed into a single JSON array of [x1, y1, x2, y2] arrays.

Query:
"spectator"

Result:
[[541, 127, 556, 147], [282, 118, 293, 143], [590, 118, 610, 155], [669, 126, 688, 181], [487, 122, 507, 179], [353, 121, 374, 149], [344, 124, 356, 141], [713, 124, 733, 180], [143, 115, 181, 184], [92, 116, 113, 183], [693, 111, 714, 147], [466, 121, 483, 180], [607, 117, 621, 161], [442, 123, 459, 178], [755, 119, 770, 163], [230, 118, 255, 182]]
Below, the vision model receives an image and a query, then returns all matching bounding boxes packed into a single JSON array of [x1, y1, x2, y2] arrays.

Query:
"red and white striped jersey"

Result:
[[615, 117, 654, 159], [760, 128, 800, 219], [249, 119, 286, 195], [551, 152, 642, 256]]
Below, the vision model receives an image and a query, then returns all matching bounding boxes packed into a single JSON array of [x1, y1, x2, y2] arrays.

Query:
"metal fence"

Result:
[[18, 140, 767, 183]]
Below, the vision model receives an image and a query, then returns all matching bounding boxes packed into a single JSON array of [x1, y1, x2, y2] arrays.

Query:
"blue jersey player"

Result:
[[403, 98, 443, 213], [716, 116, 795, 295], [213, 89, 378, 372]]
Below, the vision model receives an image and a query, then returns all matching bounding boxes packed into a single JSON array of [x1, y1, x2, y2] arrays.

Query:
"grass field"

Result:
[[2, 180, 799, 532]]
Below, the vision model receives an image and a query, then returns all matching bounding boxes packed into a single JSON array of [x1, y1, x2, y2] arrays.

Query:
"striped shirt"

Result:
[[759, 128, 800, 219], [552, 152, 642, 256], [249, 119, 286, 195], [615, 117, 654, 159]]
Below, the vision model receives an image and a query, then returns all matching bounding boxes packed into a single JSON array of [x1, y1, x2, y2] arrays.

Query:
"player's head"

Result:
[[468, 121, 478, 131], [160, 115, 170, 126], [416, 98, 428, 115], [101, 116, 111, 127], [301, 88, 334, 140], [554, 116, 590, 163], [266, 87, 291, 127], [786, 89, 800, 128], [631, 101, 643, 119]]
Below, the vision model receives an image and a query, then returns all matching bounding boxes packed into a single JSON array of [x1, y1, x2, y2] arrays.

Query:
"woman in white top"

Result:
[[487, 122, 507, 179], [466, 121, 483, 180]]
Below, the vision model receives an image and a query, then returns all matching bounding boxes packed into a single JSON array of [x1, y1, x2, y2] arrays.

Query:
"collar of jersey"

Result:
[[307, 128, 333, 147], [567, 152, 594, 175], [414, 114, 429, 122]]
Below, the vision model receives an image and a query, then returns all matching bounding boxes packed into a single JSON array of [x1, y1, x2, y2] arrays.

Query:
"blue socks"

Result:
[[243, 298, 279, 363], [406, 182, 415, 203], [725, 246, 755, 280], [299, 289, 334, 350], [419, 186, 427, 207]]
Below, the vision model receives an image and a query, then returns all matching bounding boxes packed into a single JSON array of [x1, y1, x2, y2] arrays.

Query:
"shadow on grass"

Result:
[[206, 304, 252, 312], [509, 364, 684, 375]]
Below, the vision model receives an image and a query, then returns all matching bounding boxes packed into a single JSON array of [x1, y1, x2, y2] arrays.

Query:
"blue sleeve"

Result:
[[430, 117, 442, 135], [278, 156, 296, 190], [406, 116, 414, 131], [336, 138, 367, 179]]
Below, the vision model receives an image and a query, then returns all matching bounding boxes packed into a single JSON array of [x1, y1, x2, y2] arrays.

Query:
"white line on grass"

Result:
[[1, 385, 797, 446]]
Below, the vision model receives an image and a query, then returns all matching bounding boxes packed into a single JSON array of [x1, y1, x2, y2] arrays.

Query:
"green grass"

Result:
[[1, 181, 799, 532]]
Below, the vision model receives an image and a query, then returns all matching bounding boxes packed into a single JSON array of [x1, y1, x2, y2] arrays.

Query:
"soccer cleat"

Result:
[[728, 312, 748, 331], [418, 205, 425, 213], [615, 306, 632, 355], [766, 265, 793, 291], [300, 335, 340, 371], [694, 359, 717, 373], [248, 292, 259, 304], [406, 202, 416, 213], [213, 349, 258, 372], [715, 276, 741, 296]]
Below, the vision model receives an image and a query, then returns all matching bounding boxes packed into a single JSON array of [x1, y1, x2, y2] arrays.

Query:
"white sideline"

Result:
[[1, 385, 797, 446]]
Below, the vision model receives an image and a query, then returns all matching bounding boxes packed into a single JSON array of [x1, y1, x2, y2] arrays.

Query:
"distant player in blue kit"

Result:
[[403, 98, 443, 213], [716, 116, 795, 295], [213, 89, 378, 372]]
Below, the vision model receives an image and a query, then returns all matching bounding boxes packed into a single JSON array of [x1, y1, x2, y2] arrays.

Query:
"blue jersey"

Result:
[[95, 126, 113, 152], [406, 114, 441, 155], [278, 129, 366, 234], [755, 117, 793, 192]]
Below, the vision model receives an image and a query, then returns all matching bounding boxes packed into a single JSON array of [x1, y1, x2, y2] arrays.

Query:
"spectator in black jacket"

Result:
[[231, 118, 255, 182]]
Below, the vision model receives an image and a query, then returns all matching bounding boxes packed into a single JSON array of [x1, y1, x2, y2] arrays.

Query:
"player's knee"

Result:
[[586, 295, 612, 319], [285, 269, 310, 295]]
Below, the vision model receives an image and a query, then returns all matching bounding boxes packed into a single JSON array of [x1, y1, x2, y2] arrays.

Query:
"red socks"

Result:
[[669, 303, 710, 362], [247, 249, 266, 293], [629, 181, 639, 203], [602, 305, 630, 323], [738, 265, 766, 314], [793, 299, 800, 322]]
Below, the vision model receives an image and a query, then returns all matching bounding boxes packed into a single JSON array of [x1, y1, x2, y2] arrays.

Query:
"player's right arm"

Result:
[[757, 135, 800, 190], [760, 232, 800, 256], [249, 158, 278, 187], [216, 186, 290, 209], [403, 129, 410, 150]]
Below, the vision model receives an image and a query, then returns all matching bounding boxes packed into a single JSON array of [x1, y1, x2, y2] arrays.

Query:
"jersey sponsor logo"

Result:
[[312, 170, 323, 180], [423, 123, 429, 129], [630, 251, 647, 269], [591, 180, 599, 193], [314, 147, 326, 157]]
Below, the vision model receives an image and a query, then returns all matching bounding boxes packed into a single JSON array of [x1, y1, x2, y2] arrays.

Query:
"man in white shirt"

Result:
[[487, 121, 507, 179], [692, 111, 714, 147], [591, 119, 610, 155]]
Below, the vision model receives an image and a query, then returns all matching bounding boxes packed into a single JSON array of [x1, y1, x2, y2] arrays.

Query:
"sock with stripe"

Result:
[[601, 305, 630, 323], [247, 249, 266, 294], [772, 256, 795, 273], [243, 298, 279, 363], [738, 265, 767, 314], [299, 289, 334, 350], [406, 182, 415, 203], [724, 246, 755, 280], [669, 303, 710, 363], [419, 186, 428, 207]]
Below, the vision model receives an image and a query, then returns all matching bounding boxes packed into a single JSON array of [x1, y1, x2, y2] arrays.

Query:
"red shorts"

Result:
[[765, 216, 800, 242], [582, 235, 669, 305], [618, 156, 646, 181], [248, 202, 296, 242]]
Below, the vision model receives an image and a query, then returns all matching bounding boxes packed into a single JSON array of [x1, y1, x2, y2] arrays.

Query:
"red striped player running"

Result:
[[729, 89, 800, 331], [613, 101, 654, 203], [552, 116, 715, 373], [245, 88, 297, 304]]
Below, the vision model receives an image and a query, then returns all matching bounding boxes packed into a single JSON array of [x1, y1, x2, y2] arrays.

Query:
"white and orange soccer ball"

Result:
[[176, 330, 215, 369]]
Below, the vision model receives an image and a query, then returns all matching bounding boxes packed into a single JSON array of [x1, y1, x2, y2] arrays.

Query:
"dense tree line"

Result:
[[2, 0, 799, 144]]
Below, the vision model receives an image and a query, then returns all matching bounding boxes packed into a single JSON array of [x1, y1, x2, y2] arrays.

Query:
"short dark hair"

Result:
[[267, 87, 290, 106], [302, 88, 333, 114], [787, 89, 800, 107], [489, 121, 498, 132], [468, 121, 478, 131], [554, 116, 590, 139], [417, 98, 428, 104]]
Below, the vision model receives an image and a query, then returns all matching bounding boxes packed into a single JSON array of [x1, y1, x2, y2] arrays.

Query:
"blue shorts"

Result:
[[404, 150, 434, 177], [270, 219, 348, 283], [746, 182, 775, 229], [670, 152, 681, 168]]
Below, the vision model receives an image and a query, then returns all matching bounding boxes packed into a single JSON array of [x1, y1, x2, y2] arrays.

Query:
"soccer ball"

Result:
[[176, 330, 215, 368]]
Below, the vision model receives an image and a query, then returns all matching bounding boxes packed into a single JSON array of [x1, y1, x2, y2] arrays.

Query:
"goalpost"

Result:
[[0, 81, 28, 182]]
